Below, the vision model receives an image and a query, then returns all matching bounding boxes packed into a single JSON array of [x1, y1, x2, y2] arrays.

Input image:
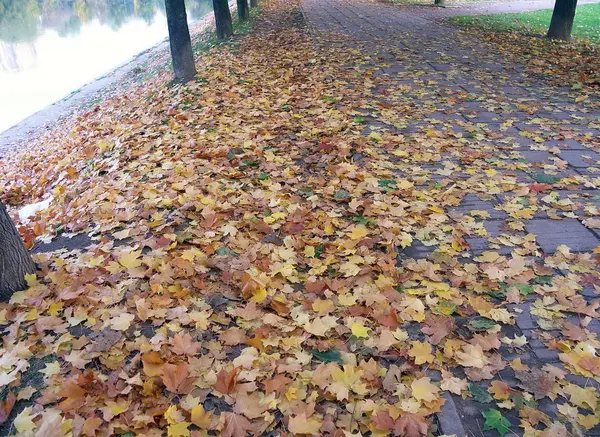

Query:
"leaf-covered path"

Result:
[[0, 0, 600, 435], [301, 0, 600, 434]]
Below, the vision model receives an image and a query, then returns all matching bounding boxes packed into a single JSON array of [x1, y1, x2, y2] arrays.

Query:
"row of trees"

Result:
[[165, 0, 256, 82]]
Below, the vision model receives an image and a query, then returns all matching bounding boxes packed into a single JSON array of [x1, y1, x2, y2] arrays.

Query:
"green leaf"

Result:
[[514, 283, 534, 296], [334, 190, 350, 200], [314, 245, 325, 258], [531, 173, 560, 184], [258, 172, 270, 180], [312, 348, 343, 364], [469, 317, 496, 331], [352, 116, 365, 124], [469, 383, 493, 403], [482, 408, 511, 436], [120, 433, 135, 437], [510, 392, 537, 410], [352, 215, 371, 225]]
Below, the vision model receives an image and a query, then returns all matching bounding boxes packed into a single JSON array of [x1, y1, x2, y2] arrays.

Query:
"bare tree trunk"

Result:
[[434, 0, 445, 5], [547, 0, 578, 40], [0, 202, 36, 301], [165, 0, 197, 82], [237, 0, 249, 21], [213, 0, 233, 39], [250, 0, 258, 8]]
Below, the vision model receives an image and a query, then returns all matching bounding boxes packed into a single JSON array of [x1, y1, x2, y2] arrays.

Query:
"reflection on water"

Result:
[[0, 0, 212, 133]]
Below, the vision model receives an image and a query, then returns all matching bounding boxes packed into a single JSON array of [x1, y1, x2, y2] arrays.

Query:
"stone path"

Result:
[[300, 0, 600, 434]]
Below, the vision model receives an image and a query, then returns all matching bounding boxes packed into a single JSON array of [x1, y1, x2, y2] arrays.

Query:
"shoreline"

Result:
[[0, 8, 227, 159], [0, 38, 171, 158]]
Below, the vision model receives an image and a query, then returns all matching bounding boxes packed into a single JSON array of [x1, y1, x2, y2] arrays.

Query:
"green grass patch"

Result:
[[449, 3, 600, 44]]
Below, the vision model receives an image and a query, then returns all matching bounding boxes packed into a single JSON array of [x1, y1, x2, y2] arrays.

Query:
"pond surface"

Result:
[[0, 0, 212, 133]]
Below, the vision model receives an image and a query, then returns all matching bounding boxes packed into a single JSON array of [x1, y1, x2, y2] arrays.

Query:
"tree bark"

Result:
[[165, 0, 197, 82], [434, 0, 445, 5], [237, 0, 250, 21], [213, 0, 233, 39], [0, 201, 36, 301], [547, 0, 578, 40], [250, 0, 258, 8]]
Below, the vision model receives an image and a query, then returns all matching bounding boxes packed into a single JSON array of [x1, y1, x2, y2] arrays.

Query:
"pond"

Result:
[[0, 0, 213, 134]]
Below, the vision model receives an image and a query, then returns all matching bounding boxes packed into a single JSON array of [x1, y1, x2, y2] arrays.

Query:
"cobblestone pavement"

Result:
[[300, 0, 600, 435]]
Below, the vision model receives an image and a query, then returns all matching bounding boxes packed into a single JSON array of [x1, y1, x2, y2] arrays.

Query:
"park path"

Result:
[[300, 0, 600, 435]]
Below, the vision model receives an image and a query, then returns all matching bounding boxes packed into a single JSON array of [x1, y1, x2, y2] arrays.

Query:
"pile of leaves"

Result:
[[0, 0, 599, 435], [452, 23, 600, 87]]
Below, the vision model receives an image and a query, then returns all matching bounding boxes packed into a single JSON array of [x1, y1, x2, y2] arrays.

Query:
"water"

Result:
[[0, 0, 213, 133]]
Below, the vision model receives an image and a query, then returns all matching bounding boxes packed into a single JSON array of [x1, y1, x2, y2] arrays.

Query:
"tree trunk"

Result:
[[165, 0, 197, 82], [547, 0, 578, 40], [434, 0, 445, 5], [237, 0, 249, 21], [0, 202, 36, 301], [250, 0, 258, 8], [213, 0, 233, 39]]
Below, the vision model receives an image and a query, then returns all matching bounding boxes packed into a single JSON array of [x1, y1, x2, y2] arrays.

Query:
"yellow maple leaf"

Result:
[[39, 361, 61, 378], [411, 377, 439, 403], [118, 250, 142, 269], [304, 245, 315, 257], [304, 316, 338, 336], [349, 224, 368, 240], [167, 422, 191, 437], [109, 313, 135, 331], [351, 322, 369, 339], [455, 344, 488, 368], [191, 404, 212, 428], [14, 407, 37, 433], [251, 287, 267, 303], [563, 383, 598, 411], [408, 341, 434, 365]]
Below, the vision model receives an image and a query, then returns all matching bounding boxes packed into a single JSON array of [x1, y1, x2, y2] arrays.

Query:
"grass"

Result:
[[449, 3, 600, 44]]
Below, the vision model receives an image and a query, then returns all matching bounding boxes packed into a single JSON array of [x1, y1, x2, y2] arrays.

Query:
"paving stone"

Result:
[[524, 219, 600, 253], [518, 150, 554, 165], [532, 347, 560, 362], [557, 149, 600, 168]]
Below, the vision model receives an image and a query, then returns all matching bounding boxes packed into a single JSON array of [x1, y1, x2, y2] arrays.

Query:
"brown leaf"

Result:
[[57, 380, 87, 411], [213, 367, 239, 395], [516, 368, 556, 400], [221, 412, 252, 437], [220, 328, 247, 346], [421, 315, 455, 345], [82, 416, 104, 437], [0, 391, 16, 424], [561, 322, 586, 341], [372, 410, 395, 431], [162, 363, 195, 394], [171, 332, 201, 356], [393, 413, 427, 437], [263, 374, 292, 394]]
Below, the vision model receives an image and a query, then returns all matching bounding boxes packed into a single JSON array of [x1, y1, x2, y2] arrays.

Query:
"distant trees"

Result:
[[0, 202, 36, 301], [213, 0, 233, 39], [165, 0, 197, 82], [547, 0, 578, 40]]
